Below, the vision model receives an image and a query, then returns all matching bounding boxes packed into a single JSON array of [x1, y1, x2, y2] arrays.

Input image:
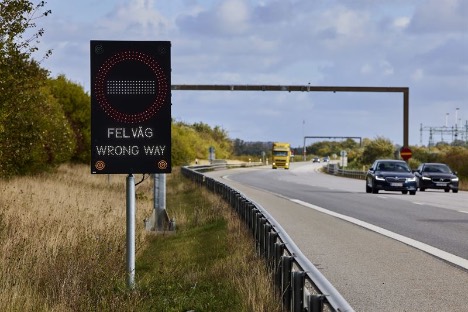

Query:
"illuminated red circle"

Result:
[[94, 51, 168, 123]]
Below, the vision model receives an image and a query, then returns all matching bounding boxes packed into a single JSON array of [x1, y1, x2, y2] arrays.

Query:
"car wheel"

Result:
[[453, 189, 458, 193], [371, 181, 378, 194], [402, 190, 408, 194], [419, 188, 425, 191], [409, 191, 416, 195], [444, 189, 450, 192], [366, 184, 371, 193]]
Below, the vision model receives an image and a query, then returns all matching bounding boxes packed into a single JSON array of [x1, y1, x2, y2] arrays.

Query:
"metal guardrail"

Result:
[[181, 165, 354, 312], [324, 163, 367, 180]]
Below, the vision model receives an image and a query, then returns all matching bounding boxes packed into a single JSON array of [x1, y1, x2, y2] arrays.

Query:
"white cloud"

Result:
[[215, 0, 251, 34], [408, 0, 468, 34], [393, 17, 410, 30], [98, 0, 171, 37]]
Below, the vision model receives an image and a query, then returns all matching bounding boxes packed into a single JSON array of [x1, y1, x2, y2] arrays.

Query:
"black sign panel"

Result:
[[91, 41, 171, 174]]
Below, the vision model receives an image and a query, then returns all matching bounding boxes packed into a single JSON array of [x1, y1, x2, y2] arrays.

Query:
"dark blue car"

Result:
[[366, 159, 417, 195], [413, 162, 459, 193]]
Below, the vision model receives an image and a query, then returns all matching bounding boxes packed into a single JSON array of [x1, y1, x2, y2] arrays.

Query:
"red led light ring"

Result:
[[94, 51, 168, 123]]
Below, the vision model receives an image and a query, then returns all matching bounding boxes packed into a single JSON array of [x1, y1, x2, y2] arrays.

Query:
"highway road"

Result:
[[204, 162, 468, 311]]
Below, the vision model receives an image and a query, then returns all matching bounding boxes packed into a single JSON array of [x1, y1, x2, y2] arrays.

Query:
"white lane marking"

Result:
[[413, 202, 425, 205], [291, 199, 468, 270], [460, 211, 468, 214]]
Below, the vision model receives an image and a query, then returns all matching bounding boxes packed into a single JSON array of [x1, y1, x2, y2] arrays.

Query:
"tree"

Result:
[[361, 137, 395, 164], [171, 121, 233, 166], [0, 1, 76, 177], [0, 61, 75, 176], [0, 1, 51, 59], [48, 75, 91, 163]]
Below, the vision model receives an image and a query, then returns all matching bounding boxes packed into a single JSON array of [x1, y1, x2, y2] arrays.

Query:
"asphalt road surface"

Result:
[[204, 162, 468, 312]]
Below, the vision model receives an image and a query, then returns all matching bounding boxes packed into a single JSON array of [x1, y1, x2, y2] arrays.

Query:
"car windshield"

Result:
[[423, 164, 451, 173], [377, 162, 410, 172]]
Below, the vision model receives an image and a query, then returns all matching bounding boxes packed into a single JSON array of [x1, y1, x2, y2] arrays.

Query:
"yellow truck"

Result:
[[271, 142, 291, 169]]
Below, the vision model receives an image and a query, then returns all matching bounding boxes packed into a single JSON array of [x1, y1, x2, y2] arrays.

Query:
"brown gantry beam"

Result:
[[172, 84, 410, 147]]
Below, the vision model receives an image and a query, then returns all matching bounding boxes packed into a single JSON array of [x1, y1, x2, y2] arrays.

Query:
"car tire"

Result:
[[402, 190, 408, 194], [409, 191, 416, 195], [372, 181, 378, 194], [453, 189, 458, 193], [419, 188, 425, 191], [444, 189, 450, 192], [366, 184, 371, 193]]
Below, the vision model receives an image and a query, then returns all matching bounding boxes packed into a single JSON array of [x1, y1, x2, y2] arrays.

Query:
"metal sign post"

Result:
[[154, 173, 166, 231], [126, 174, 135, 289]]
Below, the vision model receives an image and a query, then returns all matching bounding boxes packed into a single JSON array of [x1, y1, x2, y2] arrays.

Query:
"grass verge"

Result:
[[0, 163, 281, 311]]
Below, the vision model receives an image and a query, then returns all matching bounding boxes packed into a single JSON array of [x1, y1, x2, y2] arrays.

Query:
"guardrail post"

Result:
[[245, 203, 253, 227], [241, 199, 248, 220], [308, 294, 325, 312], [258, 218, 267, 256], [238, 198, 245, 216], [235, 193, 242, 213], [252, 210, 258, 238], [250, 208, 259, 232], [229, 190, 235, 207], [263, 223, 272, 259], [267, 231, 278, 269], [291, 271, 305, 312], [274, 243, 285, 289], [281, 255, 293, 309]]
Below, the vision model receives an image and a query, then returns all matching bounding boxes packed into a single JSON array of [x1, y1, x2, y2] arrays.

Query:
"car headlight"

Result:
[[406, 177, 416, 182], [422, 176, 431, 180], [375, 176, 385, 181], [451, 177, 459, 182]]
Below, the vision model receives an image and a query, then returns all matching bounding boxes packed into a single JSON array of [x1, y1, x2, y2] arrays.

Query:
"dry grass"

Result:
[[0, 163, 281, 311], [0, 164, 152, 311]]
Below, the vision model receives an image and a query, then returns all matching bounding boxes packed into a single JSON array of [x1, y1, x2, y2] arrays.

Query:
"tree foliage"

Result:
[[361, 137, 395, 164], [48, 75, 91, 163], [0, 0, 51, 58], [0, 1, 76, 177], [0, 65, 75, 176], [171, 121, 233, 166], [232, 139, 271, 157], [306, 138, 360, 158]]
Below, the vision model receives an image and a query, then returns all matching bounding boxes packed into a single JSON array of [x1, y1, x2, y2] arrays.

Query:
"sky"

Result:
[[35, 0, 467, 148]]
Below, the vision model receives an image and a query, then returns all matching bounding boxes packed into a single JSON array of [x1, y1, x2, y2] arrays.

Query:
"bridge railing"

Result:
[[181, 165, 354, 312]]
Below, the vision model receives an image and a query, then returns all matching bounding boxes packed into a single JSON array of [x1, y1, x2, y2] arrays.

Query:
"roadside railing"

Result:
[[181, 165, 354, 312], [324, 163, 367, 180]]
